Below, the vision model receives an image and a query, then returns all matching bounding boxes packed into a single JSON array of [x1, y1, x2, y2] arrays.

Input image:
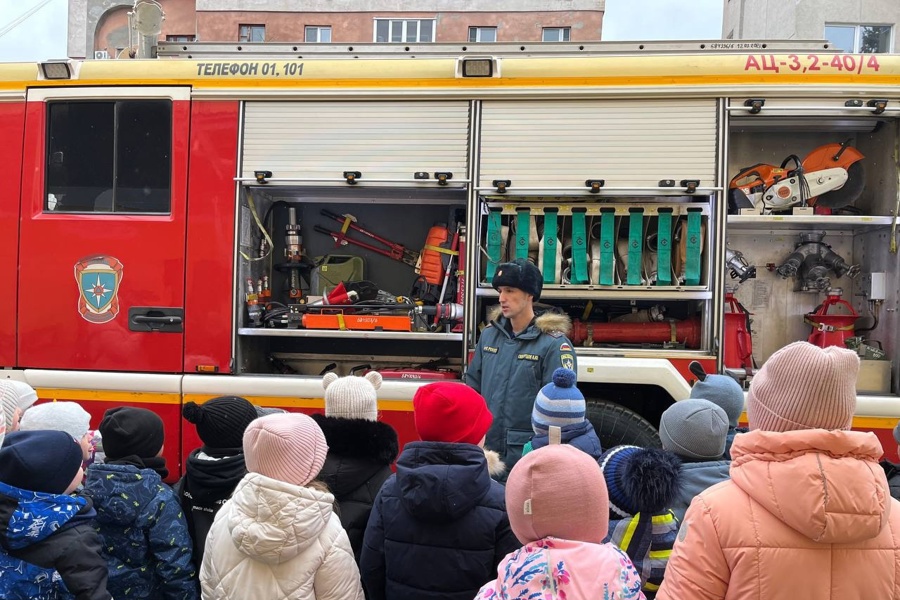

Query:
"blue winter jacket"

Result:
[[0, 482, 110, 600], [359, 441, 520, 600], [524, 420, 603, 461], [670, 460, 731, 523], [83, 463, 198, 600]]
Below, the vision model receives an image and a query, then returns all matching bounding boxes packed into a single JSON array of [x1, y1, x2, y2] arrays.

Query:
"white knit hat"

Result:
[[243, 413, 328, 487], [747, 341, 858, 432], [322, 371, 382, 421], [6, 381, 38, 412], [0, 381, 20, 433], [20, 401, 92, 441]]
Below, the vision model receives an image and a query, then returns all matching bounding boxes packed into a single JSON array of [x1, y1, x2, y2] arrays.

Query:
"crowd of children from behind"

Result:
[[3, 340, 900, 598]]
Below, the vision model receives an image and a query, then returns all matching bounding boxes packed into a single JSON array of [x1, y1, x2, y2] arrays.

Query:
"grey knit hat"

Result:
[[690, 373, 744, 428], [660, 399, 728, 460]]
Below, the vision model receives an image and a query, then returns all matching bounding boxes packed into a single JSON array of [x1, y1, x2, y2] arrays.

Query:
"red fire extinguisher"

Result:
[[724, 292, 753, 370], [805, 289, 859, 348]]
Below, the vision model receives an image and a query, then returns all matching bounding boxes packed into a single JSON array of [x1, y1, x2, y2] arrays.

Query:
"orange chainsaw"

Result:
[[729, 141, 865, 213]]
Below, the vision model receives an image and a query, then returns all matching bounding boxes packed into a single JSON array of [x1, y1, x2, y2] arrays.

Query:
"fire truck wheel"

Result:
[[585, 400, 662, 450]]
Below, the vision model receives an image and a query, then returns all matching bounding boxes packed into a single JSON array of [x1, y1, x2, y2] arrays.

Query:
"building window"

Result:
[[374, 19, 435, 43], [468, 27, 497, 43], [305, 26, 332, 43], [542, 27, 571, 42], [824, 24, 892, 53], [45, 101, 172, 213], [239, 24, 266, 43], [166, 35, 196, 42]]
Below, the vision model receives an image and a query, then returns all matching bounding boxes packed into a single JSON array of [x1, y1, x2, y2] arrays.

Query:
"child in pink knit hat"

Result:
[[200, 413, 364, 600], [476, 444, 646, 600], [658, 342, 900, 600]]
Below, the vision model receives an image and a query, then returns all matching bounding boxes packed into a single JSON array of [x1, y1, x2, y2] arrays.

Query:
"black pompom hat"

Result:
[[183, 396, 259, 450]]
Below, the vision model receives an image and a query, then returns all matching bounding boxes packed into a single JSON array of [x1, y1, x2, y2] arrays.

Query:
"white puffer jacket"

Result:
[[200, 472, 364, 600]]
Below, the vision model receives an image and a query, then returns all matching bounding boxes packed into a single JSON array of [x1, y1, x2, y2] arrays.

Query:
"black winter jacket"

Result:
[[359, 441, 519, 600], [310, 414, 398, 562], [175, 447, 247, 567]]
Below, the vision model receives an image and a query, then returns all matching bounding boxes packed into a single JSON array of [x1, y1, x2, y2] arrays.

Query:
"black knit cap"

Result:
[[182, 396, 259, 450], [492, 258, 543, 301], [99, 406, 165, 460], [0, 430, 84, 494]]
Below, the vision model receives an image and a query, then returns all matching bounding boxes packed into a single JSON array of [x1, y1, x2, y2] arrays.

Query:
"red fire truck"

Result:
[[2, 39, 900, 476]]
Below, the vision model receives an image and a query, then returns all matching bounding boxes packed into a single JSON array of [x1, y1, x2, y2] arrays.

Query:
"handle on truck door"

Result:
[[129, 307, 184, 333]]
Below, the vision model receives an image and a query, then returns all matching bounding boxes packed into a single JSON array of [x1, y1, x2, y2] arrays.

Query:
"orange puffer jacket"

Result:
[[657, 429, 900, 600]]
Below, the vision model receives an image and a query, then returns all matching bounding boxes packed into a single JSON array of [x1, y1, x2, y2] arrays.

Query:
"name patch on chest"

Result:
[[483, 346, 499, 354], [518, 353, 540, 361]]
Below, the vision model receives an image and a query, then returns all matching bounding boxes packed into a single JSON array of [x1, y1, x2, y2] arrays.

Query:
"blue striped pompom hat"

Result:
[[532, 367, 585, 435]]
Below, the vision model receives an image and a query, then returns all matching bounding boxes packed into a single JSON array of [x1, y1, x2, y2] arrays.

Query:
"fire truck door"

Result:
[[17, 88, 190, 373]]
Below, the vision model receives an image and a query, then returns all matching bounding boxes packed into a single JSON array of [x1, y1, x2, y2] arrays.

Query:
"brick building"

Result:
[[68, 0, 605, 60]]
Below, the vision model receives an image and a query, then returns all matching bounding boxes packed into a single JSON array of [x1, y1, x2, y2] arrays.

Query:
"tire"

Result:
[[585, 400, 661, 450]]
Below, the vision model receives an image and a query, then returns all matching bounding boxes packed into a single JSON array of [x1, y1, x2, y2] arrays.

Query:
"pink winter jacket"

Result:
[[475, 537, 646, 600], [657, 429, 900, 600]]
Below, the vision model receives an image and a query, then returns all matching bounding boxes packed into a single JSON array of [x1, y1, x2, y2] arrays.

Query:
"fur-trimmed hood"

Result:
[[486, 304, 572, 337], [310, 413, 398, 465], [483, 448, 506, 478]]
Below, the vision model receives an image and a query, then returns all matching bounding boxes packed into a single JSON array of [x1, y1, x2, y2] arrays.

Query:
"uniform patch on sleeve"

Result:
[[560, 353, 575, 370], [559, 342, 572, 352]]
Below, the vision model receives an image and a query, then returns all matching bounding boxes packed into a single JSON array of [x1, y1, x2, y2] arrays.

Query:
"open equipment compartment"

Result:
[[472, 194, 715, 356], [725, 96, 900, 393], [234, 185, 467, 377]]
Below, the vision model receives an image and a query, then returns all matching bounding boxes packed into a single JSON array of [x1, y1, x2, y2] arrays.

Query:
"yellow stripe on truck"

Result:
[[35, 388, 181, 405], [34, 388, 414, 412]]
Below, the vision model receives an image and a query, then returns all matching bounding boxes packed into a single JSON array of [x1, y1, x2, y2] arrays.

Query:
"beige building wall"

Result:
[[723, 0, 899, 52]]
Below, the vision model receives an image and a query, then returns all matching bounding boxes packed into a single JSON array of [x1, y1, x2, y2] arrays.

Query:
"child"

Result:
[[524, 367, 602, 460], [178, 395, 261, 566], [200, 413, 364, 599], [658, 342, 900, 599], [360, 382, 519, 600], [600, 445, 682, 598], [689, 361, 747, 459], [0, 430, 112, 600], [19, 401, 95, 464], [476, 444, 646, 600], [311, 371, 399, 562], [659, 399, 731, 522], [83, 406, 197, 600]]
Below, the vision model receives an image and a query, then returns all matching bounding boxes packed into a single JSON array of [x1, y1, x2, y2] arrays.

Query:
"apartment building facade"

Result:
[[723, 0, 898, 53], [68, 0, 605, 60]]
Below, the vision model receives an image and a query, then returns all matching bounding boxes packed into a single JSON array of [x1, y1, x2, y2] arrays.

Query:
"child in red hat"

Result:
[[359, 382, 520, 600]]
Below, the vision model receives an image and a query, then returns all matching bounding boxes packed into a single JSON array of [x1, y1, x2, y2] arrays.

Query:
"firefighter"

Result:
[[464, 258, 575, 475]]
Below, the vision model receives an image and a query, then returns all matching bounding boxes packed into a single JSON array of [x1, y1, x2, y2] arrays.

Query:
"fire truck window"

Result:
[[45, 100, 172, 213]]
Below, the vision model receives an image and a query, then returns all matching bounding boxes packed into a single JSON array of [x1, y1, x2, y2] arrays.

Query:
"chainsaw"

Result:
[[729, 141, 865, 214]]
